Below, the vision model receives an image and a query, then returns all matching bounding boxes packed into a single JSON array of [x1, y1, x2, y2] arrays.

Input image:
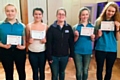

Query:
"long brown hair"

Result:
[[78, 7, 90, 22], [96, 2, 120, 26], [114, 11, 120, 22]]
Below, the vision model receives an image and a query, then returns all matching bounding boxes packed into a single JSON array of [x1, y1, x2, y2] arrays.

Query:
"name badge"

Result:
[[65, 30, 69, 33]]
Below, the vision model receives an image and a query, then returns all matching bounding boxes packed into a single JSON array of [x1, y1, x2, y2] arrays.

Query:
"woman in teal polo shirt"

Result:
[[73, 7, 95, 80], [94, 2, 120, 80], [0, 4, 26, 80]]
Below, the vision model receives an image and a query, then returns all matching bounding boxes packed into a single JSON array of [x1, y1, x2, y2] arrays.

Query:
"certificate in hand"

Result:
[[101, 21, 114, 31], [31, 30, 45, 39], [7, 35, 21, 45], [80, 27, 94, 36]]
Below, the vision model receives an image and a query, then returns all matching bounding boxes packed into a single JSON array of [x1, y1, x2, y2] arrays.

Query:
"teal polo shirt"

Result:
[[73, 23, 94, 54], [94, 20, 117, 52], [0, 19, 25, 45]]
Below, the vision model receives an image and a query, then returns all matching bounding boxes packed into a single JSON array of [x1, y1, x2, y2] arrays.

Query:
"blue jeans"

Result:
[[95, 50, 117, 80], [74, 53, 91, 80], [49, 56, 69, 80], [28, 50, 46, 80]]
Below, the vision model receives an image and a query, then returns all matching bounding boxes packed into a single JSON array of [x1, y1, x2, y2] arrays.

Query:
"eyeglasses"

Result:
[[57, 13, 65, 16]]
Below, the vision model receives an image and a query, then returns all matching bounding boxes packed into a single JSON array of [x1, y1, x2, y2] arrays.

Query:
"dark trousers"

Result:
[[28, 50, 46, 80], [95, 50, 117, 80], [0, 48, 26, 80]]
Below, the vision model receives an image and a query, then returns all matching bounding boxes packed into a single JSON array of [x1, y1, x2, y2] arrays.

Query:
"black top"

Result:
[[46, 21, 74, 61]]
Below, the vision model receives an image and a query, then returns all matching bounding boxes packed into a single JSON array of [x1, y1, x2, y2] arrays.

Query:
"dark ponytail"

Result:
[[33, 8, 44, 22]]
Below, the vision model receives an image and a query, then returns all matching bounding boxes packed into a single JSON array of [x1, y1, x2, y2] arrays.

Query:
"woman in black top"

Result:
[[46, 7, 74, 80]]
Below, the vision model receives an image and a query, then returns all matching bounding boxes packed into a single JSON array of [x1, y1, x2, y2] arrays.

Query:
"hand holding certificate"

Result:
[[31, 30, 45, 39], [80, 27, 94, 36], [7, 35, 21, 45], [101, 21, 115, 31]]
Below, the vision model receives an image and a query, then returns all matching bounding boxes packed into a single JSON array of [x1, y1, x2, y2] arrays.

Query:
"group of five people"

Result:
[[0, 1, 120, 80]]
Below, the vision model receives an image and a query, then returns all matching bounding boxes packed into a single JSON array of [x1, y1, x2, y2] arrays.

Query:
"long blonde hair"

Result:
[[96, 2, 120, 26]]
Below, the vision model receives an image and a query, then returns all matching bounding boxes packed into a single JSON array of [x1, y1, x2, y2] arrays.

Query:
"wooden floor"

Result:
[[0, 54, 120, 80]]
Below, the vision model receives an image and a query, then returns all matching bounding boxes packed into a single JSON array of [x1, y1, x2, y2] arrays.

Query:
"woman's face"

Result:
[[106, 6, 116, 19], [33, 10, 43, 22], [5, 6, 17, 20], [56, 10, 66, 22], [80, 10, 89, 22]]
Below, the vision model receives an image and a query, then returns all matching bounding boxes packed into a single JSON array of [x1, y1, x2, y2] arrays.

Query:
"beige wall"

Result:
[[81, 0, 96, 3], [65, 0, 97, 25], [64, 0, 81, 26], [47, 0, 63, 26], [63, 0, 73, 25], [47, 0, 120, 25], [96, 0, 107, 3], [47, 0, 97, 26], [27, 0, 47, 23], [0, 0, 21, 21]]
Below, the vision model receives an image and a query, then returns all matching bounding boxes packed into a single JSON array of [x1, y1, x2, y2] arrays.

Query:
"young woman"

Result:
[[94, 2, 120, 80], [0, 4, 26, 80], [26, 8, 47, 80], [46, 7, 74, 80], [73, 7, 95, 80]]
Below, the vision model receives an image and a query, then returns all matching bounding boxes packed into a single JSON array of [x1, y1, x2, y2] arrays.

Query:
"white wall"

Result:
[[47, 0, 97, 26], [96, 0, 107, 3], [70, 0, 81, 26], [27, 0, 47, 24], [47, 0, 63, 26], [0, 0, 21, 21], [81, 0, 96, 3], [64, 0, 97, 25], [63, 0, 73, 25], [47, 0, 78, 26], [47, 0, 120, 26]]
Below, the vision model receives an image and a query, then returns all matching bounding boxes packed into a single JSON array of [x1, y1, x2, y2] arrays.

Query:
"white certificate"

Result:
[[101, 21, 114, 31], [7, 35, 21, 45], [31, 30, 45, 39], [80, 27, 94, 36]]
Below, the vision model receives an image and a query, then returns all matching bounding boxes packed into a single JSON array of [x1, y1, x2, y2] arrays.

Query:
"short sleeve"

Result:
[[72, 24, 78, 32], [0, 22, 2, 42], [22, 28, 25, 36], [0, 28, 1, 42], [21, 23, 26, 36]]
